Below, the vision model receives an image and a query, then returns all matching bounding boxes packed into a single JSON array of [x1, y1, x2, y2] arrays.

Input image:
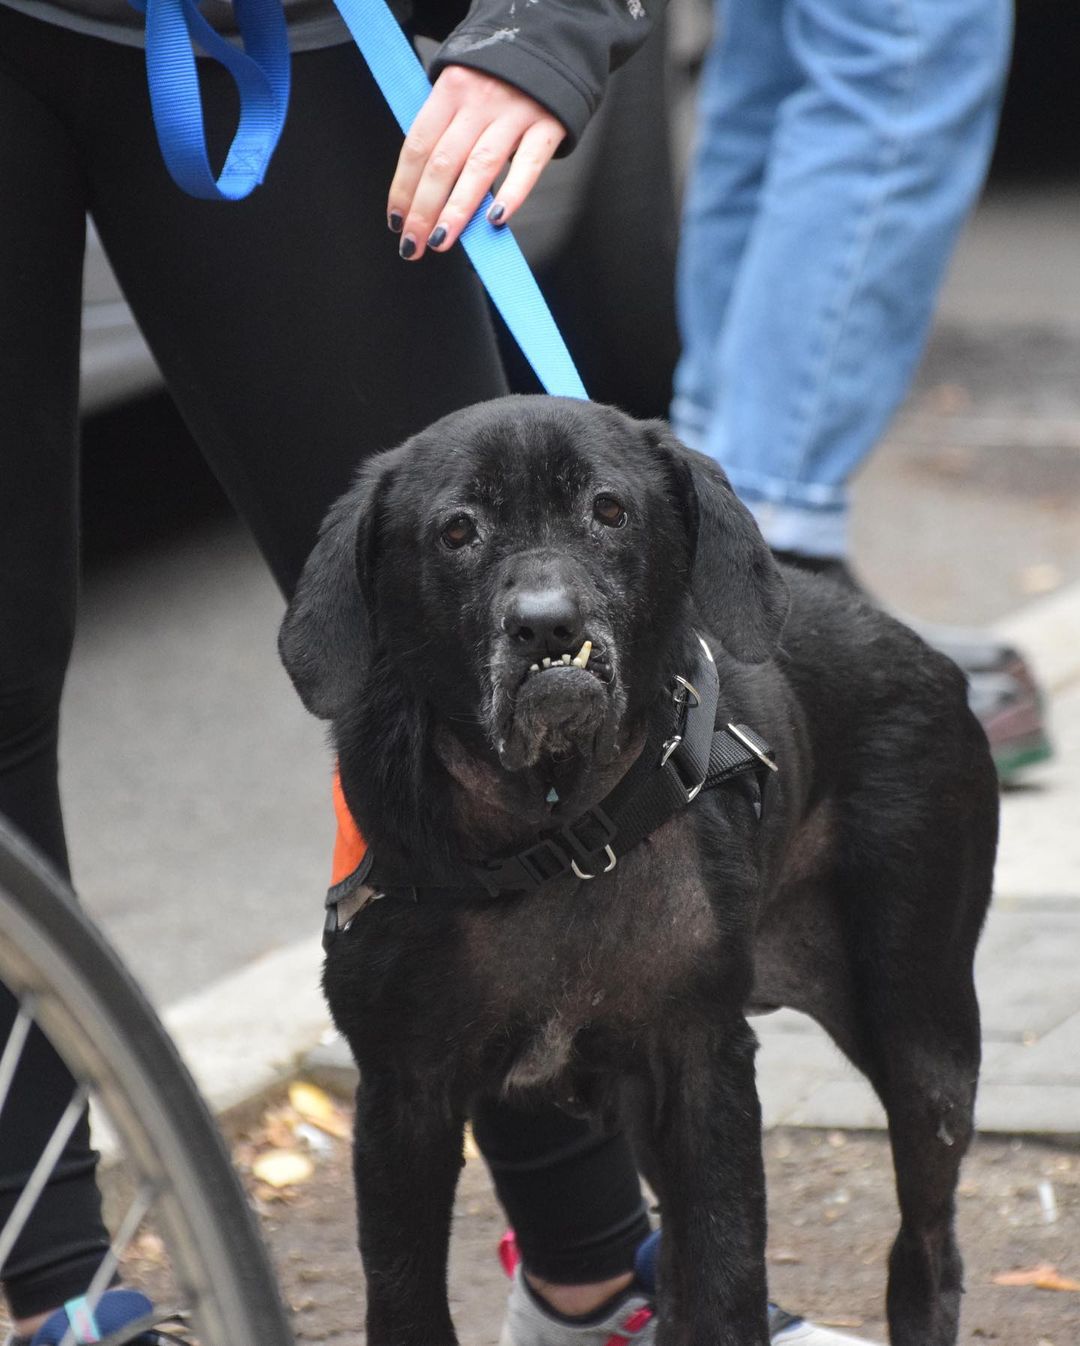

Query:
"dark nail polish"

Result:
[[428, 225, 447, 249], [488, 202, 506, 226], [388, 210, 403, 233], [399, 234, 417, 260]]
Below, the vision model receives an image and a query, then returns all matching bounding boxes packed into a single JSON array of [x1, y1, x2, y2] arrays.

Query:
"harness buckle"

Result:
[[514, 836, 574, 890], [571, 846, 617, 880], [559, 804, 617, 865], [659, 736, 707, 803]]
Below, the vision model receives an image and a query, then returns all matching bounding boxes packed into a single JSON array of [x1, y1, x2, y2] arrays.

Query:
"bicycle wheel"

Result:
[[0, 815, 294, 1346]]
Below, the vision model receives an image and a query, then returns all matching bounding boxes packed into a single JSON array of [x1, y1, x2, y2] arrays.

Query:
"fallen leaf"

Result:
[[818, 1318, 864, 1329], [289, 1082, 351, 1140], [124, 1231, 167, 1267], [252, 1149, 315, 1189], [992, 1264, 1080, 1292]]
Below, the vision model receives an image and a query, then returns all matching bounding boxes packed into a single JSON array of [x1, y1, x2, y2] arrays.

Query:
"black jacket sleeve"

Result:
[[426, 0, 665, 153]]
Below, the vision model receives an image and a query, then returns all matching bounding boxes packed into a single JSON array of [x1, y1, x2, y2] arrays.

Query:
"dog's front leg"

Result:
[[647, 1017, 769, 1346], [353, 1070, 465, 1346]]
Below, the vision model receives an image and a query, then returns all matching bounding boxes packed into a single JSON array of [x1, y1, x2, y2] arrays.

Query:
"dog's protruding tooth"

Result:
[[542, 657, 552, 669], [529, 664, 540, 674], [571, 640, 593, 669], [561, 654, 572, 665]]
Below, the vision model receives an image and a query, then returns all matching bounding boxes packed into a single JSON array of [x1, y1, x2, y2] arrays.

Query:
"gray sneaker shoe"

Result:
[[497, 1232, 881, 1346], [497, 1268, 655, 1346]]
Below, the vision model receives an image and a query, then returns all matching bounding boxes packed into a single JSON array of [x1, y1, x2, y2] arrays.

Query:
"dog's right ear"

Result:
[[278, 451, 399, 721], [641, 422, 789, 663]]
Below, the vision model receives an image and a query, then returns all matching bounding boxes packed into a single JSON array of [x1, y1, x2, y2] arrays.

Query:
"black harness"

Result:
[[324, 633, 777, 948]]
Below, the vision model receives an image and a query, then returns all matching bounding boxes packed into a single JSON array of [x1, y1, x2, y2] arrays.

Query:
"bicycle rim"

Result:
[[0, 816, 294, 1346]]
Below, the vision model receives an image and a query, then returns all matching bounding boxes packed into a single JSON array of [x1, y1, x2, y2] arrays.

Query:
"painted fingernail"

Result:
[[388, 209, 403, 233], [428, 225, 447, 249], [488, 201, 506, 226], [399, 234, 417, 260]]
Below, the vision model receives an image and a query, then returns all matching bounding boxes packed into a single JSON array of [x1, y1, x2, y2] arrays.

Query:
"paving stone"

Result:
[[755, 1021, 852, 1128], [973, 1083, 1080, 1137], [993, 683, 1080, 904], [783, 1079, 887, 1131], [974, 908, 1080, 1039], [981, 1010, 1080, 1084]]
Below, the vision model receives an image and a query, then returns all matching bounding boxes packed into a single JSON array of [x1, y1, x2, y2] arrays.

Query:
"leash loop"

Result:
[[130, 0, 290, 201]]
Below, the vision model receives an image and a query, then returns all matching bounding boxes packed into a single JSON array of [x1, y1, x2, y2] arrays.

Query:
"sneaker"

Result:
[[7, 1290, 187, 1346], [767, 1303, 880, 1345], [499, 1231, 881, 1346], [498, 1266, 655, 1346]]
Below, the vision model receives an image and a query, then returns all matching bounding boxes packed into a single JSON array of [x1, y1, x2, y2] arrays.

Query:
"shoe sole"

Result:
[[993, 731, 1053, 785]]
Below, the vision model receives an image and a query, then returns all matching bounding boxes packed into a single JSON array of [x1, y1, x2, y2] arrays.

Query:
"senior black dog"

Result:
[[280, 396, 998, 1346]]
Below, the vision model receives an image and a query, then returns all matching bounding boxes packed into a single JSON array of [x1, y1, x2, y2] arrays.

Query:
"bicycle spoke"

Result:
[[0, 993, 35, 1121], [57, 1181, 158, 1346], [0, 1082, 89, 1270]]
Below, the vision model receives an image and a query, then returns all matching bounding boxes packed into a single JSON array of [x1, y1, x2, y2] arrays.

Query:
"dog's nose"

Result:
[[502, 588, 585, 656]]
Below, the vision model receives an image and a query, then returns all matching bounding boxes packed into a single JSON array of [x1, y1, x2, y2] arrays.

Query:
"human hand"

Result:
[[387, 64, 566, 261]]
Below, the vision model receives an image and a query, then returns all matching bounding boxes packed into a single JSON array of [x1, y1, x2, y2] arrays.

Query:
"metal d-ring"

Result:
[[672, 675, 700, 708], [659, 735, 682, 767], [571, 846, 617, 880]]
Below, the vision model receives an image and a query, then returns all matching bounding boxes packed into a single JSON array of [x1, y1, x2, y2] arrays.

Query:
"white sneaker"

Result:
[[498, 1267, 656, 1346], [496, 1232, 881, 1346], [768, 1304, 881, 1345]]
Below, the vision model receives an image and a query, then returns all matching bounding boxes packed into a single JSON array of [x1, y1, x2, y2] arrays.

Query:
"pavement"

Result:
[[62, 185, 1080, 1138]]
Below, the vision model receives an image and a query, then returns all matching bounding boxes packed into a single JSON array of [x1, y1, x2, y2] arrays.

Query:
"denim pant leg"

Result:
[[674, 0, 1012, 558], [672, 0, 801, 451]]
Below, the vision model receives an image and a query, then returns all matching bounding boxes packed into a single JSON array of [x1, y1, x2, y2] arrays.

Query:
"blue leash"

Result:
[[131, 0, 587, 400], [129, 0, 290, 202]]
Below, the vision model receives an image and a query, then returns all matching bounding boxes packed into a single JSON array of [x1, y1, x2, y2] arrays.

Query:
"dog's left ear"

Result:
[[278, 450, 399, 720], [644, 422, 789, 663]]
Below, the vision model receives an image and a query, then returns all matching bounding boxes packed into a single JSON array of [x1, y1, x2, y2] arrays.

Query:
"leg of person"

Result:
[[474, 1095, 656, 1346], [689, 0, 1012, 558], [671, 0, 801, 449], [0, 13, 114, 1329], [679, 0, 1041, 784], [83, 38, 509, 593]]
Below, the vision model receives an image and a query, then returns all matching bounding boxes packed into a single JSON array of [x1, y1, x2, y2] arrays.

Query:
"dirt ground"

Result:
[[151, 1088, 1079, 1346]]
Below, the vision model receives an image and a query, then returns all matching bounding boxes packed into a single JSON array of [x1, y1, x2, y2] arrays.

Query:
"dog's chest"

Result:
[[461, 819, 719, 1087]]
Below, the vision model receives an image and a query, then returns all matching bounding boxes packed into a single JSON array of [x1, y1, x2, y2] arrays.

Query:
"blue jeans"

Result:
[[672, 0, 1012, 557]]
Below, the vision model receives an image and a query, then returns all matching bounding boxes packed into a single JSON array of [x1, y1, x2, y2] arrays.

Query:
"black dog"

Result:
[[280, 396, 998, 1346]]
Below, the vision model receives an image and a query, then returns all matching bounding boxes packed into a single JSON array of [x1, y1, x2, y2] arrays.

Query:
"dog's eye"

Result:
[[593, 494, 627, 528], [440, 515, 477, 550]]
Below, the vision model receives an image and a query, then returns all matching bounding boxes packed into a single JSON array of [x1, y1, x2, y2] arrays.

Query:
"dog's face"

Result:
[[281, 397, 788, 779]]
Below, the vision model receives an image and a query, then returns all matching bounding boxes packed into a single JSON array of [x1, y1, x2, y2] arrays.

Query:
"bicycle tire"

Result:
[[0, 815, 294, 1346]]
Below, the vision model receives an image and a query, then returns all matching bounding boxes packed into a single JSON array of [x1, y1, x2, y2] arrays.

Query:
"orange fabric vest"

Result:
[[331, 769, 368, 888]]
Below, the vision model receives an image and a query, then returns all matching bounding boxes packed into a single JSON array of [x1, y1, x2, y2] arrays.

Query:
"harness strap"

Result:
[[324, 637, 778, 945]]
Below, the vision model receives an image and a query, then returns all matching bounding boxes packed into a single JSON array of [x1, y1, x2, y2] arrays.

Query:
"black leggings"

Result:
[[0, 6, 647, 1316]]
